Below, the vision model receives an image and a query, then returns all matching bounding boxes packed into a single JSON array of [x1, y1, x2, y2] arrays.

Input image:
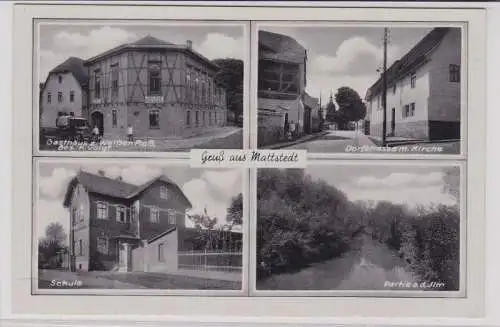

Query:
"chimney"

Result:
[[186, 40, 192, 50], [97, 170, 105, 177], [115, 176, 123, 181]]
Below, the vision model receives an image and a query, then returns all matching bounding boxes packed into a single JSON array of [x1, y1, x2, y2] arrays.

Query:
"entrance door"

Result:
[[118, 241, 131, 272], [91, 111, 104, 136], [391, 108, 396, 136]]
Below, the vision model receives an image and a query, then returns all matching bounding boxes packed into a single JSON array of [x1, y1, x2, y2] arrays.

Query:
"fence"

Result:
[[178, 250, 243, 273]]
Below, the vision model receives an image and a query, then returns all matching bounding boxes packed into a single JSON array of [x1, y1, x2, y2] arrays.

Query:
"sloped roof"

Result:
[[147, 226, 177, 244], [84, 35, 219, 70], [49, 57, 89, 87], [63, 171, 192, 208], [365, 28, 451, 100], [303, 92, 319, 109], [258, 97, 301, 113], [259, 30, 306, 64]]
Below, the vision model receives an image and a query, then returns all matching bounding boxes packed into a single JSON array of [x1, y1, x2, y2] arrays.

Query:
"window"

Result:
[[449, 64, 460, 83], [58, 75, 63, 83], [72, 207, 77, 226], [158, 243, 164, 262], [116, 205, 127, 223], [149, 109, 160, 129], [97, 237, 108, 255], [58, 92, 63, 103], [392, 83, 397, 94], [78, 239, 83, 256], [202, 111, 206, 126], [160, 185, 168, 199], [209, 112, 212, 126], [186, 110, 191, 126], [95, 72, 101, 99], [97, 202, 108, 219], [214, 112, 217, 124], [410, 72, 416, 88], [195, 111, 199, 126], [112, 109, 117, 128], [150, 206, 160, 223], [168, 210, 176, 224], [70, 91, 75, 103], [47, 92, 51, 104], [149, 65, 161, 95], [111, 65, 119, 97], [402, 103, 416, 118]]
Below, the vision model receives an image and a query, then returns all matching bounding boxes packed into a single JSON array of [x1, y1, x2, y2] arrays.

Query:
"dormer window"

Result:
[[160, 185, 168, 199]]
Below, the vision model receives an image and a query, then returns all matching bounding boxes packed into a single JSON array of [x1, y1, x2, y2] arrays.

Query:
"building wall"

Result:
[[138, 229, 178, 273], [69, 183, 90, 271], [137, 181, 190, 241], [87, 50, 227, 139], [369, 62, 431, 140], [40, 73, 84, 129], [87, 192, 135, 270], [427, 28, 461, 140]]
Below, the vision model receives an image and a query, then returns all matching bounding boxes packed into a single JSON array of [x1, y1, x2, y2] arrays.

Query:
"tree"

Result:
[[325, 93, 337, 123], [38, 222, 67, 269], [334, 86, 367, 128], [211, 58, 244, 124], [226, 193, 243, 228], [44, 222, 67, 245]]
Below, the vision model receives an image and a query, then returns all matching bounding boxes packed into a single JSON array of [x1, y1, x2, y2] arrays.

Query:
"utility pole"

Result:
[[382, 27, 388, 147]]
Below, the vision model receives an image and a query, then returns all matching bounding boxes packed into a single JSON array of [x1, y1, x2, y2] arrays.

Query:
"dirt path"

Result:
[[257, 233, 417, 291]]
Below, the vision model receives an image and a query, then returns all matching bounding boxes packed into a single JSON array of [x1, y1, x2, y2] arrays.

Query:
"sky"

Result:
[[305, 164, 459, 210], [259, 25, 434, 105], [36, 163, 243, 241], [38, 23, 245, 83]]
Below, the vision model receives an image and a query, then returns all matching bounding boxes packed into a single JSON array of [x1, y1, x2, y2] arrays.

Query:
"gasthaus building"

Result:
[[84, 35, 228, 140]]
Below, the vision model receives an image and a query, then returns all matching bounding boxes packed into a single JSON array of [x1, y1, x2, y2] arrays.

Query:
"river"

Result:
[[257, 233, 418, 291]]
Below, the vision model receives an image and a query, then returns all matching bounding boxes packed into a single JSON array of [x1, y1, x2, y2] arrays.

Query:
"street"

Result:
[[283, 130, 375, 152], [257, 233, 417, 291]]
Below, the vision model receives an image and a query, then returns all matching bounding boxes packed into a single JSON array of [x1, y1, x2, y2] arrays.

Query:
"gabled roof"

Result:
[[147, 226, 177, 244], [365, 28, 451, 100], [303, 92, 319, 109], [63, 171, 192, 208], [49, 57, 89, 88], [259, 30, 307, 64], [84, 35, 219, 71]]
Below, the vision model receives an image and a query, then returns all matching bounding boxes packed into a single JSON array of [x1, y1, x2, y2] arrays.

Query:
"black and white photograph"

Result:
[[33, 160, 244, 293], [36, 22, 246, 153], [257, 24, 463, 155], [256, 164, 463, 294]]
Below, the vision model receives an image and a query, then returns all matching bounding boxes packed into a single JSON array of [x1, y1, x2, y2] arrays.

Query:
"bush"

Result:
[[256, 169, 361, 278]]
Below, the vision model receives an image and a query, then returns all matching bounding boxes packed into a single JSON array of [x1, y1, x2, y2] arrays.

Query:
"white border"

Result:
[[31, 157, 250, 296], [8, 2, 487, 322], [250, 160, 467, 298], [33, 20, 251, 157], [252, 21, 468, 160]]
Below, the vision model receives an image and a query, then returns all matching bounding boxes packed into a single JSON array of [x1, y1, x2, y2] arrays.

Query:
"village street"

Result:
[[257, 233, 418, 291], [282, 130, 376, 152]]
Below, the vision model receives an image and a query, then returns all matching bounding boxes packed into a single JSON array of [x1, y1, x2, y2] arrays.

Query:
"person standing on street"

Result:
[[92, 125, 100, 142], [289, 120, 296, 140]]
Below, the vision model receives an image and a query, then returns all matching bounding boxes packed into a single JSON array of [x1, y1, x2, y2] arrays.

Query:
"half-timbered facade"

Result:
[[257, 30, 308, 146], [84, 36, 228, 139]]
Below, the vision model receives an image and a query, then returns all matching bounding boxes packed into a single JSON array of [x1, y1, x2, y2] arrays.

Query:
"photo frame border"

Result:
[[9, 2, 487, 321]]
